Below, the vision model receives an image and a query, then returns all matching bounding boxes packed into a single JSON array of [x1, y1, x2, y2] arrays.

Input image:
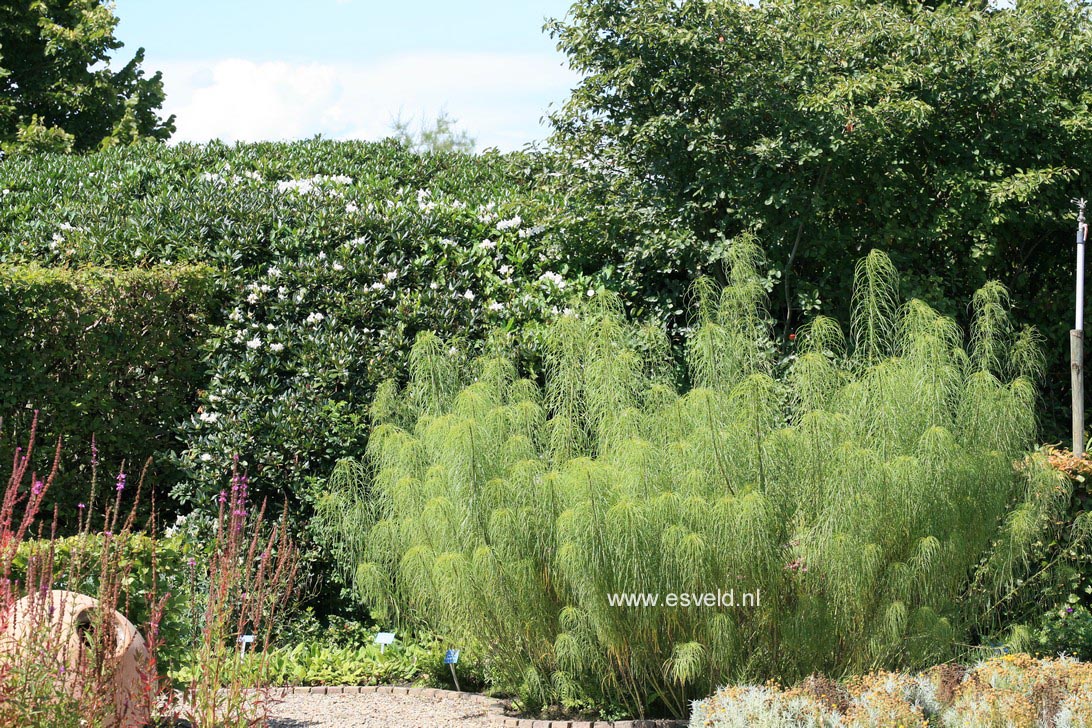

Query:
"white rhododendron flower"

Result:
[[246, 337, 262, 349], [488, 301, 505, 312], [332, 262, 345, 271], [480, 239, 496, 250], [539, 271, 566, 288], [198, 411, 220, 423], [496, 215, 522, 231], [305, 312, 325, 325], [276, 175, 352, 194], [384, 270, 398, 281], [463, 290, 475, 301], [270, 343, 285, 353]]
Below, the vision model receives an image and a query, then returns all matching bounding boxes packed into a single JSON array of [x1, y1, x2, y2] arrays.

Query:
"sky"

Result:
[[112, 1, 580, 151]]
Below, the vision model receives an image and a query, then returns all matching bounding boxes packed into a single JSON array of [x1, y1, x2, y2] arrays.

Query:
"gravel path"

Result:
[[267, 689, 506, 728]]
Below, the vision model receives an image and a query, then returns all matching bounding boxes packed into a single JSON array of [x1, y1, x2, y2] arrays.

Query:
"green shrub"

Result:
[[0, 264, 219, 524], [1033, 603, 1092, 661], [328, 242, 1073, 718]]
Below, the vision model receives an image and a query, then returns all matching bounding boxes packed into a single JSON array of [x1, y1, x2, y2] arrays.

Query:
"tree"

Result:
[[549, 0, 1092, 437], [390, 111, 475, 154], [0, 0, 174, 153]]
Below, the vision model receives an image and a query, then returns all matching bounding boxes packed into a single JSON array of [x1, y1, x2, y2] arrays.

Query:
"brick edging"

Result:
[[279, 685, 464, 697], [275, 685, 688, 727]]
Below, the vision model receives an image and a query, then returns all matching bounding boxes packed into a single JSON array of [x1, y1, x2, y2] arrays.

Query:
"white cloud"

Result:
[[157, 53, 579, 152]]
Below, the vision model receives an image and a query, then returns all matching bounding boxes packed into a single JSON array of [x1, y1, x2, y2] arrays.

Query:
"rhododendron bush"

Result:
[[0, 139, 602, 518]]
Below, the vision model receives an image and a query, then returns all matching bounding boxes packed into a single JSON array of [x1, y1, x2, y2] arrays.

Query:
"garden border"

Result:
[[276, 686, 688, 727]]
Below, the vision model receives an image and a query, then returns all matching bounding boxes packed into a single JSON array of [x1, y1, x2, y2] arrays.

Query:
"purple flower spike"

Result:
[[115, 472, 126, 492]]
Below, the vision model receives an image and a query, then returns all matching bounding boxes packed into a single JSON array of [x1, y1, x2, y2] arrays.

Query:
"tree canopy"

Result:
[[548, 0, 1092, 437], [0, 0, 174, 154]]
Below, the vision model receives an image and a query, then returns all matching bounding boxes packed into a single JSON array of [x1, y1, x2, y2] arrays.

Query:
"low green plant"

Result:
[[326, 241, 1075, 718], [260, 640, 434, 687]]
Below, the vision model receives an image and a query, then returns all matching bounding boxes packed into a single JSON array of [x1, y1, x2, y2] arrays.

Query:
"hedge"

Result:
[[0, 264, 220, 522], [0, 139, 602, 527]]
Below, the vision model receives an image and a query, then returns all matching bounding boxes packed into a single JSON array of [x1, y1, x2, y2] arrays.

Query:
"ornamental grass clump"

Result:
[[331, 240, 1075, 718]]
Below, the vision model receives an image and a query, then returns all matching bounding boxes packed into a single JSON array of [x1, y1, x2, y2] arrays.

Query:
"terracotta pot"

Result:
[[0, 589, 151, 727]]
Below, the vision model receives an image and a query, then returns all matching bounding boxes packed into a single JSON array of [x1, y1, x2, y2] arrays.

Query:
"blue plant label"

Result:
[[444, 649, 460, 664], [375, 632, 396, 645]]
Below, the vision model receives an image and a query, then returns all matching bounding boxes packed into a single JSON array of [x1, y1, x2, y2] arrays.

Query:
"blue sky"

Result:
[[113, 1, 579, 150]]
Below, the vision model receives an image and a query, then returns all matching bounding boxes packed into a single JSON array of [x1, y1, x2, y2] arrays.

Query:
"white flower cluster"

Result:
[[517, 225, 546, 239], [417, 189, 438, 213], [200, 170, 263, 186], [276, 175, 353, 195], [539, 271, 567, 289], [496, 215, 522, 231], [305, 312, 325, 325], [477, 202, 498, 224]]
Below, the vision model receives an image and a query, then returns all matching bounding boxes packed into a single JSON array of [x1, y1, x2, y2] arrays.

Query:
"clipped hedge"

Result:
[[0, 264, 220, 521]]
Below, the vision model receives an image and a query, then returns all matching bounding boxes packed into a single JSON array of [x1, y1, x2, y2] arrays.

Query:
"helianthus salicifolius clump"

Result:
[[321, 238, 1079, 719]]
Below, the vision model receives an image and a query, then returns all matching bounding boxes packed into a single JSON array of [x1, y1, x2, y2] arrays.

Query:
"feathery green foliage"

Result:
[[325, 245, 1066, 719]]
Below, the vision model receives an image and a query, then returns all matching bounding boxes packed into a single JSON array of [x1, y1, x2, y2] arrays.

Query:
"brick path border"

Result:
[[275, 686, 688, 727]]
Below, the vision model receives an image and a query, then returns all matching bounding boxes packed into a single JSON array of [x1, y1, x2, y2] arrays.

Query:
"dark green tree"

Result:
[[549, 0, 1092, 437], [0, 0, 174, 153]]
